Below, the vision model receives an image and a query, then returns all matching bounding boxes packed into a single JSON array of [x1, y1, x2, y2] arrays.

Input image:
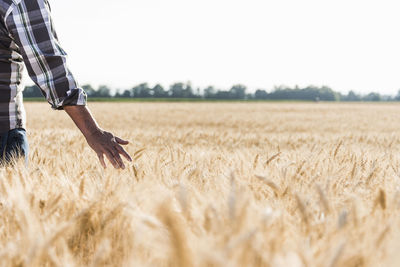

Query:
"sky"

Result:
[[45, 0, 400, 95]]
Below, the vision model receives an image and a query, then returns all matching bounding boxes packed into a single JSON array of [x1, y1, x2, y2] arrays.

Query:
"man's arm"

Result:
[[5, 0, 132, 169], [5, 0, 86, 109], [64, 105, 132, 169]]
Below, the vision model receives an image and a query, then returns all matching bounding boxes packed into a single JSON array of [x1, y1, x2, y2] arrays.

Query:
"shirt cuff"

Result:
[[51, 88, 87, 110]]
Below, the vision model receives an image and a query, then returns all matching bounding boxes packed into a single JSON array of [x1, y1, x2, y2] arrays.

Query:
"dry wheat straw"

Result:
[[0, 102, 398, 266]]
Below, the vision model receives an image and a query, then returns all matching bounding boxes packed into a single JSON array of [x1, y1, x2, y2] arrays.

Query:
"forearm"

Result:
[[64, 105, 132, 169], [6, 0, 131, 169], [6, 0, 87, 110], [64, 105, 101, 137]]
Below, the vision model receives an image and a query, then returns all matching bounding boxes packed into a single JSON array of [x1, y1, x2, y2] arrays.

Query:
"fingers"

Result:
[[98, 150, 124, 170], [115, 137, 129, 145], [104, 149, 119, 169], [115, 145, 132, 162], [98, 153, 106, 169], [93, 133, 132, 170], [110, 147, 126, 169]]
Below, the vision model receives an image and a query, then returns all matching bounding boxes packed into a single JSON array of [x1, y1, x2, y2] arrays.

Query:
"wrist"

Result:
[[83, 126, 103, 139], [64, 105, 102, 138]]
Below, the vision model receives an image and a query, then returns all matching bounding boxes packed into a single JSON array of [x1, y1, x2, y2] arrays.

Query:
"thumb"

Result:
[[115, 136, 129, 145]]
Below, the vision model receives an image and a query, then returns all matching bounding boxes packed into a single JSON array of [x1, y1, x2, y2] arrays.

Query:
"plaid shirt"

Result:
[[0, 0, 86, 132]]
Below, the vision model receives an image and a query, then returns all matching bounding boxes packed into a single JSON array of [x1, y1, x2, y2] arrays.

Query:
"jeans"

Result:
[[0, 128, 29, 165]]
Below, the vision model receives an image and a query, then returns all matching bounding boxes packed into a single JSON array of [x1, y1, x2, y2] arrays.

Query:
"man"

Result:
[[0, 0, 132, 168]]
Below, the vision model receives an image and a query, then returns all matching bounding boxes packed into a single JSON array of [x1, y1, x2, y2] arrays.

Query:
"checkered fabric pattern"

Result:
[[0, 0, 86, 131]]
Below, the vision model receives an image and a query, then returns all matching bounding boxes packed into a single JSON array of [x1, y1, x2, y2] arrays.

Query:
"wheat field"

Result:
[[1, 102, 400, 266]]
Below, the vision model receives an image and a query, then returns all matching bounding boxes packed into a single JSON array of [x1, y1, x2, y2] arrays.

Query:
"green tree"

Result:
[[96, 85, 112, 98], [82, 84, 96, 97], [229, 84, 247, 99], [152, 84, 167, 97], [363, 92, 381, 101], [132, 83, 151, 98], [343, 90, 361, 101], [121, 90, 132, 98], [395, 89, 400, 101], [255, 89, 268, 99], [204, 86, 216, 99], [170, 83, 185, 98], [23, 85, 43, 98], [183, 82, 194, 98], [215, 90, 231, 99]]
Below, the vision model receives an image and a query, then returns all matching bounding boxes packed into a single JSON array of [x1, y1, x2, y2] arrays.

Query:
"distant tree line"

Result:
[[23, 83, 400, 101]]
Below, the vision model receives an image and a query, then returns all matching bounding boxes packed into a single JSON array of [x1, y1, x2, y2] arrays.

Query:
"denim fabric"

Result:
[[0, 128, 29, 165]]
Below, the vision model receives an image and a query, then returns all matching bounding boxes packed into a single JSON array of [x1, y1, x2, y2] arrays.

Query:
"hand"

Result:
[[63, 105, 132, 169], [85, 129, 132, 169]]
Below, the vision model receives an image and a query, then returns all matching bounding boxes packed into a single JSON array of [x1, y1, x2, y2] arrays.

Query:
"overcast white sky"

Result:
[[47, 0, 400, 94]]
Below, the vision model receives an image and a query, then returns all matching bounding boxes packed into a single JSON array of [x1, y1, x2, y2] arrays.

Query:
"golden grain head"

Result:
[[0, 102, 399, 266]]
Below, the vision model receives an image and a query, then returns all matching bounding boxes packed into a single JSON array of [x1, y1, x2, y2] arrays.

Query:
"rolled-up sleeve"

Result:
[[5, 0, 86, 110]]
